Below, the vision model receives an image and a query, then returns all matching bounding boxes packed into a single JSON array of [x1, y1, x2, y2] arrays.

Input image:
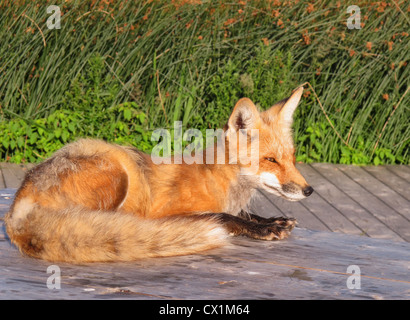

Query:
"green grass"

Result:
[[0, 0, 409, 164]]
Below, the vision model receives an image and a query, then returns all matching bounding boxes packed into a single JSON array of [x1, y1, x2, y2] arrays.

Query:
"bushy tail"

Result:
[[4, 206, 228, 263]]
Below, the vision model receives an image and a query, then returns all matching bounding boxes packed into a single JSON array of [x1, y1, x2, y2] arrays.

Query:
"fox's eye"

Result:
[[265, 157, 277, 163]]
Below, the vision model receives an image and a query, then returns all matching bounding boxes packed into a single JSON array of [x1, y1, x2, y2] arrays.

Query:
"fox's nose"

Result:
[[303, 186, 314, 197]]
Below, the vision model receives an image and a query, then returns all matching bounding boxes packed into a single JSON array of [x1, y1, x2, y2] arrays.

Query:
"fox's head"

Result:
[[225, 86, 314, 201]]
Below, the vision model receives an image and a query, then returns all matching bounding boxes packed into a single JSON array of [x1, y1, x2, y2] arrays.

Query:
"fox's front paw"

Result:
[[268, 217, 297, 229], [257, 218, 297, 241]]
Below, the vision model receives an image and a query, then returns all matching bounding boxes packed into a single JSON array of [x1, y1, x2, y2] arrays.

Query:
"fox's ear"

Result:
[[278, 86, 304, 125], [227, 98, 260, 132]]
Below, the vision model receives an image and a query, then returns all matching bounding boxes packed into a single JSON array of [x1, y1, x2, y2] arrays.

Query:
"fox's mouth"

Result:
[[263, 183, 304, 202]]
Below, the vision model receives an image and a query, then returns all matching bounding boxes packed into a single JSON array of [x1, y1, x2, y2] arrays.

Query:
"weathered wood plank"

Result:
[[313, 164, 410, 242], [338, 165, 410, 222], [364, 166, 410, 202], [0, 163, 28, 189], [385, 165, 410, 182], [300, 164, 402, 242], [296, 164, 364, 236], [0, 189, 15, 242], [25, 163, 36, 171], [249, 190, 284, 218], [0, 168, 5, 189]]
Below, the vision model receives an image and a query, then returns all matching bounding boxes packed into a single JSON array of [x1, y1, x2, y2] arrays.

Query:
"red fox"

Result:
[[5, 86, 313, 263]]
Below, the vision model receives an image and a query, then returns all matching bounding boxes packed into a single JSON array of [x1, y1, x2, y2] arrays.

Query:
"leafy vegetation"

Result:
[[0, 0, 409, 164]]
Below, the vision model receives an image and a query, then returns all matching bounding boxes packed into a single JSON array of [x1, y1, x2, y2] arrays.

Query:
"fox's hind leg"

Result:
[[203, 213, 295, 241]]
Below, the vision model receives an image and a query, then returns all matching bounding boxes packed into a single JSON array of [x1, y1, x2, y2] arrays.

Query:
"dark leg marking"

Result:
[[239, 210, 297, 228], [203, 213, 296, 241]]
